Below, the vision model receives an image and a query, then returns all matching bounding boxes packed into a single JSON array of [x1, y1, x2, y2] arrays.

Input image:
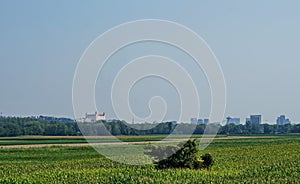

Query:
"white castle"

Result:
[[76, 112, 105, 122]]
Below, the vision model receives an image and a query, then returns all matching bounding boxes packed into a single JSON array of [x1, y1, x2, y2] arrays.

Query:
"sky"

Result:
[[0, 0, 300, 123]]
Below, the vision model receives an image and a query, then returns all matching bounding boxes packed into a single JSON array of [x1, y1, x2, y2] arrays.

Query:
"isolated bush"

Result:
[[145, 139, 214, 170]]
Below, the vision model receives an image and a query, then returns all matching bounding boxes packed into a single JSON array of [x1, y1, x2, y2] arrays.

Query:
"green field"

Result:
[[0, 135, 229, 146], [0, 136, 299, 183], [0, 135, 192, 146]]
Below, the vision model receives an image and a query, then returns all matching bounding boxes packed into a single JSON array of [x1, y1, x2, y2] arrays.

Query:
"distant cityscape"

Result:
[[0, 112, 299, 137], [191, 114, 293, 126], [72, 112, 295, 125], [0, 112, 296, 125]]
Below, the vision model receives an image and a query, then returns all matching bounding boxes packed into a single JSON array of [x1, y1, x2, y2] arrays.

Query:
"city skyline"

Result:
[[0, 111, 297, 125]]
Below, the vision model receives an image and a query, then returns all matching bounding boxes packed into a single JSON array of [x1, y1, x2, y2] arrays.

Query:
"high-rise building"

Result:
[[276, 115, 291, 125], [197, 119, 204, 124], [250, 115, 262, 124], [204, 119, 209, 124]]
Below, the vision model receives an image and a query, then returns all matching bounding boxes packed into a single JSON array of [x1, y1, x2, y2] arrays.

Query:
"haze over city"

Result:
[[1, 1, 300, 123]]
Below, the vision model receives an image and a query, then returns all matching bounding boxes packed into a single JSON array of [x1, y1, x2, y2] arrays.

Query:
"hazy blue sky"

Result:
[[0, 1, 300, 123]]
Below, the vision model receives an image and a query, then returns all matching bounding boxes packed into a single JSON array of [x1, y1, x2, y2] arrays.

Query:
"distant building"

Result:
[[276, 115, 291, 125], [197, 119, 204, 124], [249, 115, 262, 124], [191, 118, 198, 124], [226, 117, 241, 125], [77, 112, 105, 123], [204, 119, 209, 124], [190, 118, 207, 124]]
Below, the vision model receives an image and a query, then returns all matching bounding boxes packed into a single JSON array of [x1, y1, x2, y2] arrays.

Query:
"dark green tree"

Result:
[[145, 139, 214, 170]]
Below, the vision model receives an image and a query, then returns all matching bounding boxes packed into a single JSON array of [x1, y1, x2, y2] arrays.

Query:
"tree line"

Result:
[[0, 117, 80, 136], [0, 117, 300, 137]]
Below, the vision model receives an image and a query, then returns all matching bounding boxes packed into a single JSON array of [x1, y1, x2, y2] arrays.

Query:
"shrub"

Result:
[[145, 139, 213, 170]]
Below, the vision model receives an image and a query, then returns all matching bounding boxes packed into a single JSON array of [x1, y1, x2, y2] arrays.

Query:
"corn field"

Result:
[[0, 136, 299, 183]]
